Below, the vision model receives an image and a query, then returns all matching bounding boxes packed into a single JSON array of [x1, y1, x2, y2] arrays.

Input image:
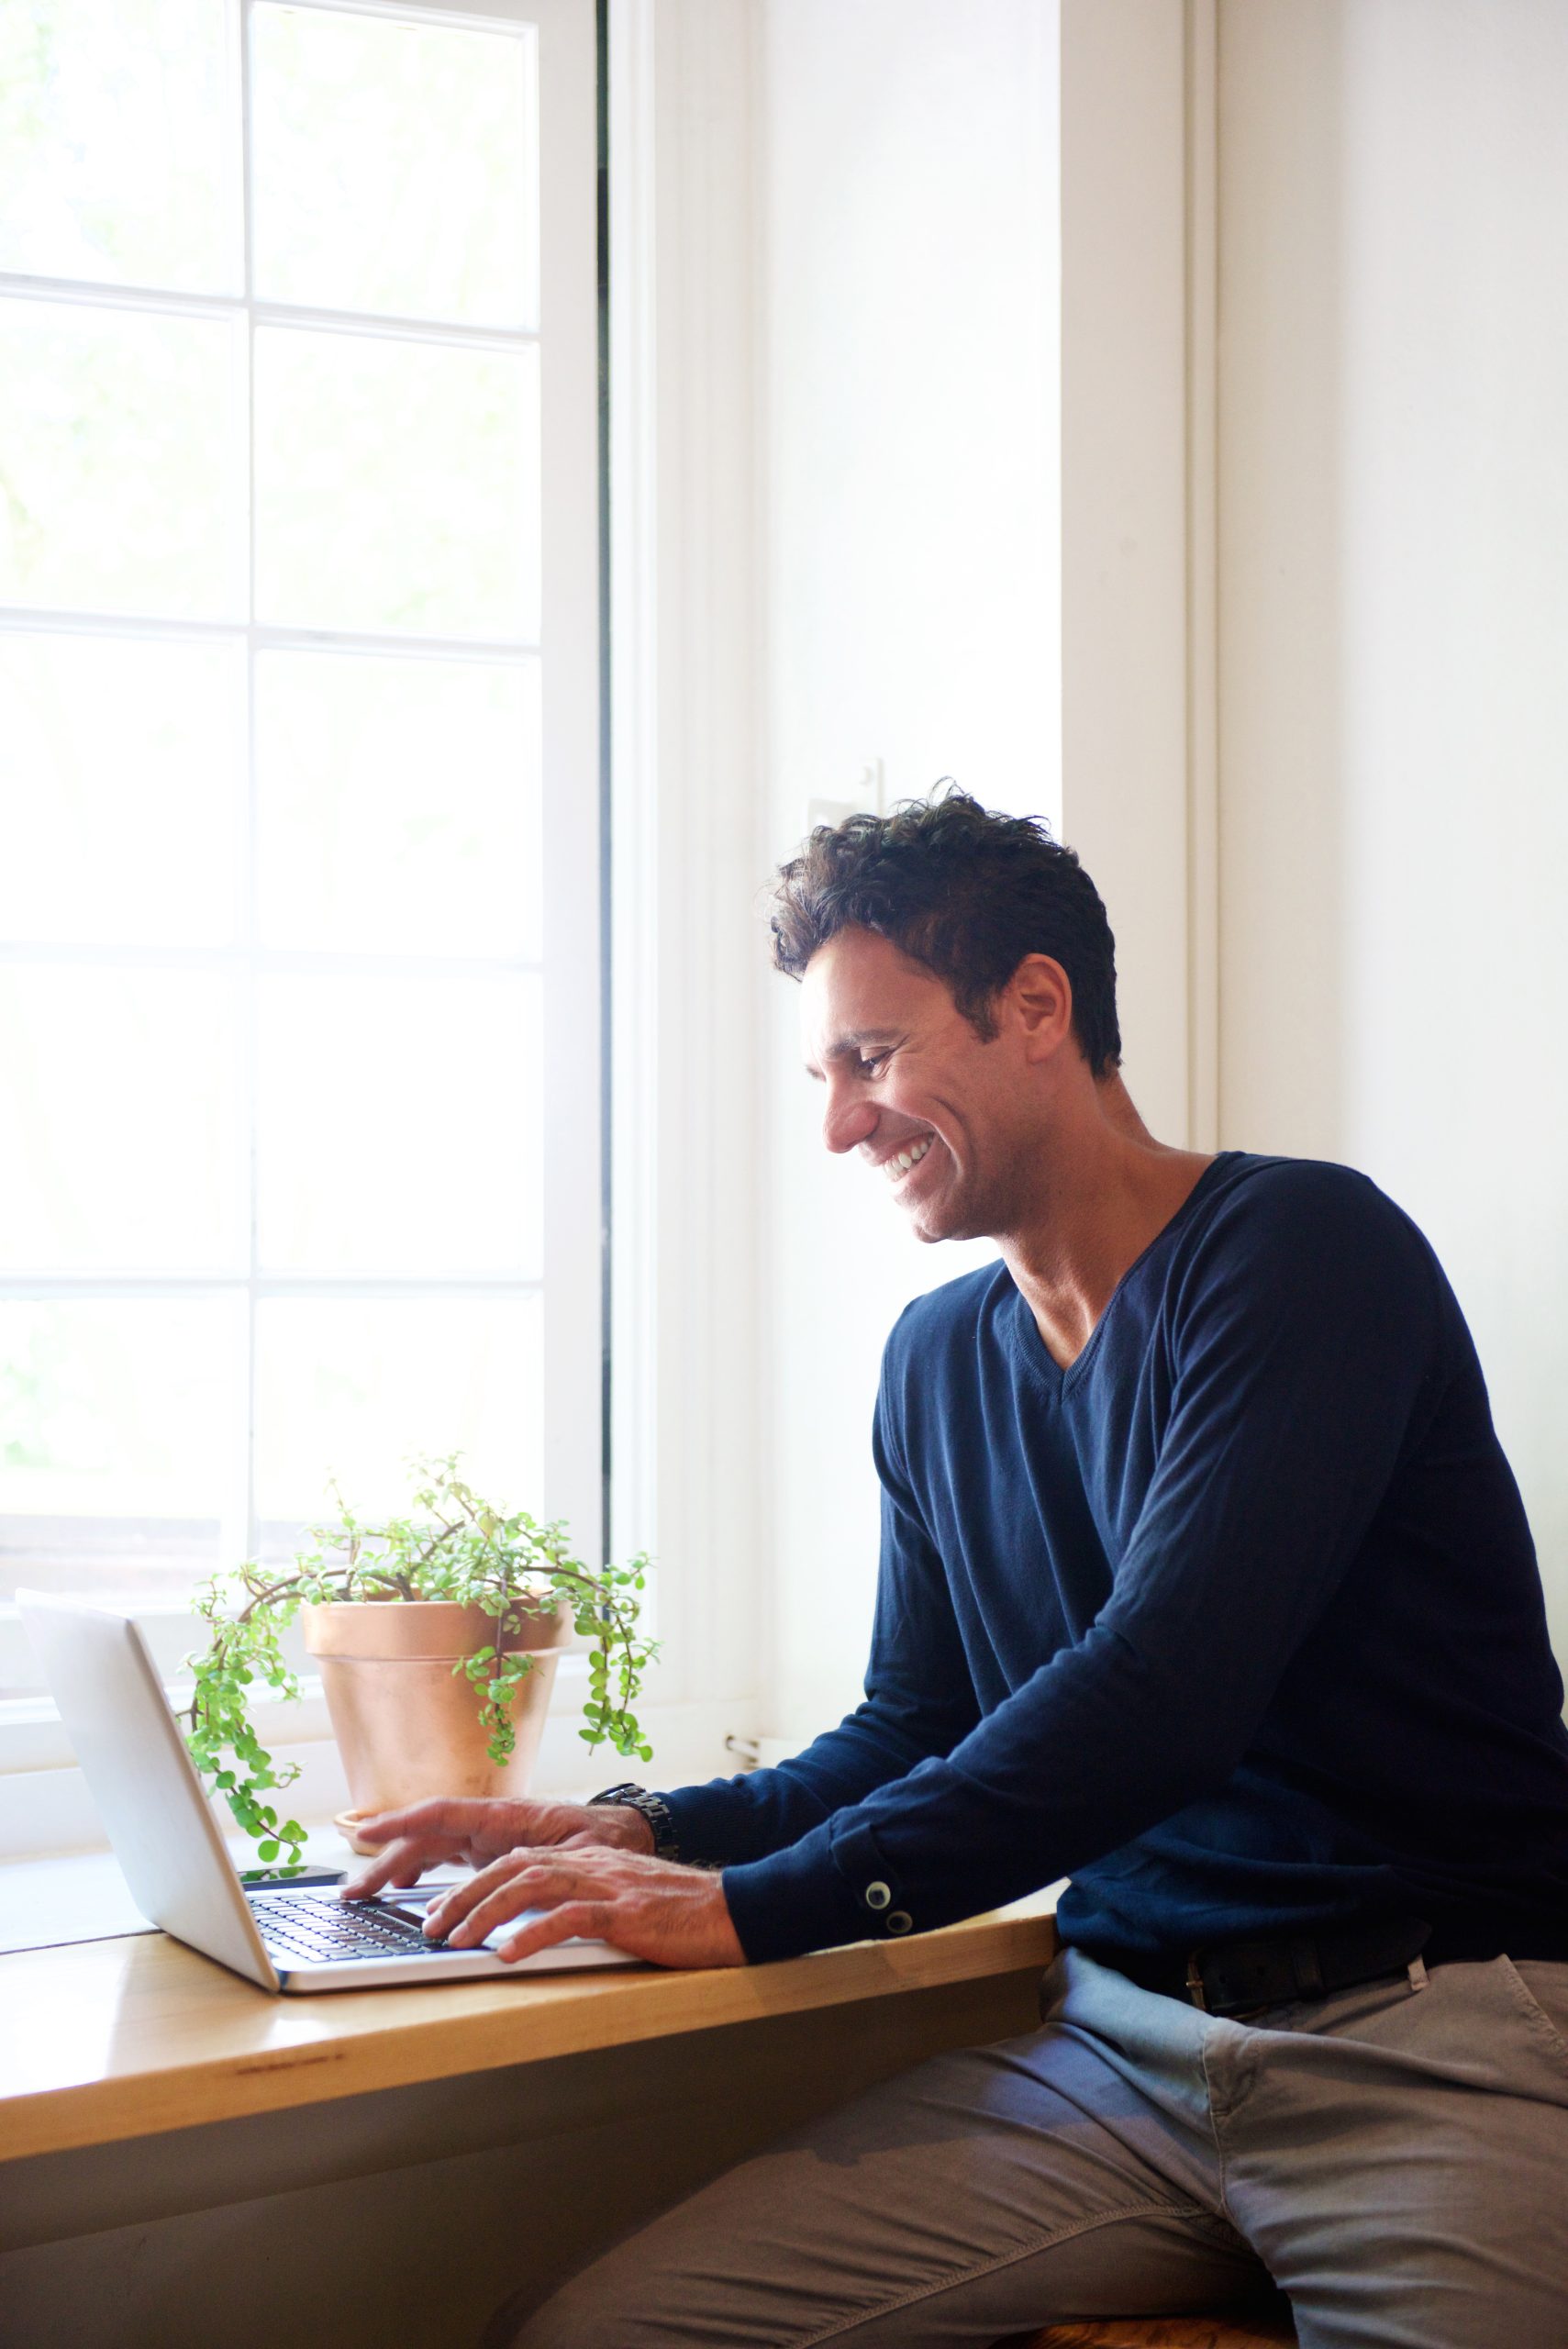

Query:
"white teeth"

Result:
[[889, 1136, 932, 1176]]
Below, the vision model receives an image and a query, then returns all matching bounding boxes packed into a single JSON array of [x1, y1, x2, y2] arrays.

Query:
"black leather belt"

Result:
[[1116, 1916, 1433, 2016]]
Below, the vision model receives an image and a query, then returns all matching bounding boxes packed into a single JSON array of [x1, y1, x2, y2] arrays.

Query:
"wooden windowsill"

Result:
[[0, 1892, 1060, 2165]]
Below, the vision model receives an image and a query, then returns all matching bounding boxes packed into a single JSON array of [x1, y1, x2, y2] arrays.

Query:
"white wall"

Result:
[[721, 0, 1568, 1751], [758, 0, 1060, 1743], [1218, 0, 1568, 1655]]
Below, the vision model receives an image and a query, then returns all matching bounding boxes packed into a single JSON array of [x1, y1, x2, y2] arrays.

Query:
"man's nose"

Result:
[[821, 1085, 877, 1155]]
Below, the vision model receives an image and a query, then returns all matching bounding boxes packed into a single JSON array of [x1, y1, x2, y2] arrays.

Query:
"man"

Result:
[[350, 793, 1568, 2346]]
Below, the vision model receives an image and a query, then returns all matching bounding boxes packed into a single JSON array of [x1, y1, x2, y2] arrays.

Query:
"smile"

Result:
[[887, 1135, 934, 1179]]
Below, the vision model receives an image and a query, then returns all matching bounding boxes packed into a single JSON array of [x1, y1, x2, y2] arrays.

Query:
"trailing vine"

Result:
[[182, 1456, 656, 1869]]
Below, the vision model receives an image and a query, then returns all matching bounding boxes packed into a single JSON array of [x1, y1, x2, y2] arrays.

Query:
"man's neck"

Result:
[[1000, 1079, 1214, 1371]]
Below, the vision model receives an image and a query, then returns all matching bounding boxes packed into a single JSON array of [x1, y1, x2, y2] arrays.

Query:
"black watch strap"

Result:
[[588, 1782, 680, 1862]]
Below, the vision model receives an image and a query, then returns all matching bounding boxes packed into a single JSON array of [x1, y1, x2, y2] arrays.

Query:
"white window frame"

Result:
[[601, 0, 765, 1734], [0, 0, 604, 1820]]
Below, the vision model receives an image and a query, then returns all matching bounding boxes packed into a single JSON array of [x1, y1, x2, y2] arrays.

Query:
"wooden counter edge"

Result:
[[0, 1902, 1061, 2163]]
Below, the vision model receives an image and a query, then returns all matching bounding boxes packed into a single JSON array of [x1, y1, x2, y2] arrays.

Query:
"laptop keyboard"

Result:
[[253, 1894, 454, 1965]]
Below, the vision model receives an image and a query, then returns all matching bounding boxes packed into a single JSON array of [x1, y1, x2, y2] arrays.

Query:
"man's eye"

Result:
[[860, 1052, 890, 1076]]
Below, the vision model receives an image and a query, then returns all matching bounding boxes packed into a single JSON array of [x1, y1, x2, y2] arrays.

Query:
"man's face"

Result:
[[800, 927, 1049, 1245]]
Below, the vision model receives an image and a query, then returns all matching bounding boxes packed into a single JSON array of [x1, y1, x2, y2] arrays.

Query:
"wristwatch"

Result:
[[588, 1782, 680, 1862]]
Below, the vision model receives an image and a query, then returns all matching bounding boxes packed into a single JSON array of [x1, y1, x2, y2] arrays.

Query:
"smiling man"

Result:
[[354, 792, 1568, 2348]]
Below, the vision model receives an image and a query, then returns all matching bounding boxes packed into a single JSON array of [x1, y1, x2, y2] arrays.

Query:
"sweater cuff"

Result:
[[722, 1830, 870, 1964], [656, 1776, 765, 1869]]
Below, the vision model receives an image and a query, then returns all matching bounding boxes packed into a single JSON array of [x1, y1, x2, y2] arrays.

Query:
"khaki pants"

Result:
[[495, 1948, 1568, 2349]]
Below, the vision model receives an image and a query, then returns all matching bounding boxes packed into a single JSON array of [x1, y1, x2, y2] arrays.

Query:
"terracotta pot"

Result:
[[303, 1597, 570, 1818]]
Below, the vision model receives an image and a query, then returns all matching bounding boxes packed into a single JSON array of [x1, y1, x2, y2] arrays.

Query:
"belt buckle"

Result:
[[1184, 1951, 1209, 2012]]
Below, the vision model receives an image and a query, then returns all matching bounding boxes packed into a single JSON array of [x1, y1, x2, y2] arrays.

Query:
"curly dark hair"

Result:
[[768, 787, 1121, 1077]]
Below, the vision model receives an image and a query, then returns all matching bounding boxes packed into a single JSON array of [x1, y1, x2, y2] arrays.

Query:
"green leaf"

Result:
[[180, 1454, 651, 1852]]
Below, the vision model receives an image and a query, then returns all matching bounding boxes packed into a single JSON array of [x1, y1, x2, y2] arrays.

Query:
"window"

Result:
[[0, 1, 600, 1693]]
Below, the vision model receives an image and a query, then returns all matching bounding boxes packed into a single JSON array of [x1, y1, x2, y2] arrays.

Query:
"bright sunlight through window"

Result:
[[0, 0, 596, 1631]]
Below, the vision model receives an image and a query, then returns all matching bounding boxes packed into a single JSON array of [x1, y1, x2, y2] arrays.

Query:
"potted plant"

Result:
[[182, 1456, 655, 1870]]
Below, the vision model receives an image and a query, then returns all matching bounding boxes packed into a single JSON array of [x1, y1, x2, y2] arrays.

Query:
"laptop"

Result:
[[17, 1592, 640, 1993]]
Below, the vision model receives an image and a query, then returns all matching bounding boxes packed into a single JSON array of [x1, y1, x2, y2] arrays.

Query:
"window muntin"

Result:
[[0, 0, 595, 1641]]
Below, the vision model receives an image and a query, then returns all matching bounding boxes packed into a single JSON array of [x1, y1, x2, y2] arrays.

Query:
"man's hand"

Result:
[[340, 1794, 654, 1904], [417, 1843, 746, 1969], [339, 1794, 747, 1968]]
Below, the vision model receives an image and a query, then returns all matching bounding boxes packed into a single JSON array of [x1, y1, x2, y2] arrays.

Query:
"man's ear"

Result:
[[1006, 954, 1075, 1063]]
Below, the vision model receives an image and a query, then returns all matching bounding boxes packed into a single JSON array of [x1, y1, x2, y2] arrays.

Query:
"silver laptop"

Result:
[[18, 1592, 639, 1993]]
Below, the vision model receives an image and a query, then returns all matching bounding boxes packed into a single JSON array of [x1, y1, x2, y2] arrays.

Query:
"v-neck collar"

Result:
[[1004, 1152, 1238, 1400]]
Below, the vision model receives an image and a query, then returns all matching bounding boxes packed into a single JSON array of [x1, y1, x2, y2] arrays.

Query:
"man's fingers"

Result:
[[422, 1840, 595, 1931], [495, 1900, 611, 1965], [436, 1858, 571, 1947], [419, 1846, 528, 1924], [346, 1797, 606, 1908], [344, 1829, 722, 1967], [342, 1836, 418, 1899], [342, 1798, 492, 1898], [343, 1832, 459, 1900], [430, 1860, 743, 1969], [356, 1798, 473, 1849]]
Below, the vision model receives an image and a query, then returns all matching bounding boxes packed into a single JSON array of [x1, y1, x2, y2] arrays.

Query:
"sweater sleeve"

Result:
[[656, 1343, 982, 1924], [718, 1173, 1447, 1963]]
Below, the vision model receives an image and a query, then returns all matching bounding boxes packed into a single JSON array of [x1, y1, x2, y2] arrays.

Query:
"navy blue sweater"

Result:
[[665, 1154, 1568, 1967]]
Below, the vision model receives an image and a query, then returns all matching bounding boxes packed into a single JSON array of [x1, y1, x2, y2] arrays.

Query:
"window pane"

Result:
[[253, 327, 539, 639], [253, 1294, 542, 1538], [255, 651, 541, 960], [256, 974, 541, 1276], [0, 969, 243, 1274], [0, 633, 243, 947], [250, 4, 535, 328], [0, 299, 244, 619], [0, 1296, 238, 1601], [0, 0, 238, 295]]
